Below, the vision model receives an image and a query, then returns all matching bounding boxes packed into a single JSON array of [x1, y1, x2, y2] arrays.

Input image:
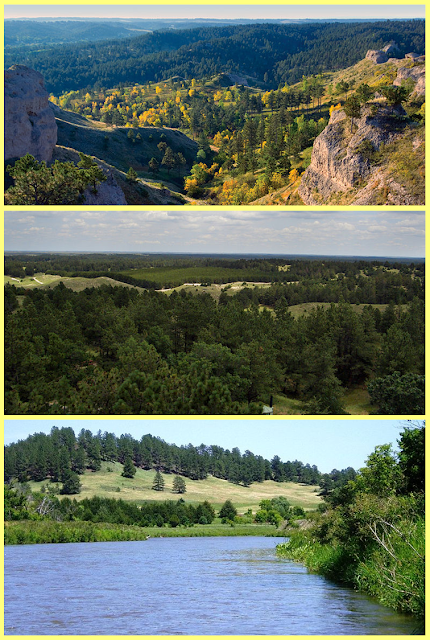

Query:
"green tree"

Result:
[[77, 152, 106, 194], [397, 422, 425, 494], [355, 83, 374, 105], [343, 95, 361, 132], [149, 157, 159, 173], [380, 85, 410, 107], [126, 167, 138, 182], [152, 470, 165, 491], [172, 475, 186, 493], [368, 372, 425, 415], [6, 155, 88, 205], [358, 444, 401, 497], [161, 146, 176, 174], [219, 499, 237, 522], [121, 455, 136, 478], [60, 469, 82, 495]]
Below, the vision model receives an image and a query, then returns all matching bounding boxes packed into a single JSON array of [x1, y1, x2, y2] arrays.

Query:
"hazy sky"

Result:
[[4, 419, 409, 473], [4, 5, 425, 21], [5, 209, 425, 257]]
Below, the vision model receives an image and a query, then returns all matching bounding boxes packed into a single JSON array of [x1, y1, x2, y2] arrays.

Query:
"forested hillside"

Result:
[[5, 21, 424, 93], [4, 255, 424, 415], [4, 19, 424, 205], [4, 427, 338, 487]]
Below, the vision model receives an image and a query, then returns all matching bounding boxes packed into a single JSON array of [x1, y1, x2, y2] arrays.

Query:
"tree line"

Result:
[[4, 427, 329, 489]]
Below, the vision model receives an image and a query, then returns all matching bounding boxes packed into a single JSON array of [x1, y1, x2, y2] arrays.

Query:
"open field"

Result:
[[29, 462, 322, 513], [5, 273, 146, 292], [119, 265, 273, 287]]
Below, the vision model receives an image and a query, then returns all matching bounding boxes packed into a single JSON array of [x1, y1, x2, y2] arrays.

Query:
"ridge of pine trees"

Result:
[[5, 21, 425, 94], [5, 427, 349, 488]]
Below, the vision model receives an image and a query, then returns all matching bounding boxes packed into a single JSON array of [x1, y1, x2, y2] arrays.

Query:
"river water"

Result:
[[4, 536, 419, 635]]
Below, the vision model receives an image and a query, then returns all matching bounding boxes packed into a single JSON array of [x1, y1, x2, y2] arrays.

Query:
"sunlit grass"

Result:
[[28, 462, 322, 512]]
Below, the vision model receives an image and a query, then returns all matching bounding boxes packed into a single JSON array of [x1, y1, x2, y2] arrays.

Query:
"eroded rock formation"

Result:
[[298, 105, 411, 205], [4, 65, 57, 162]]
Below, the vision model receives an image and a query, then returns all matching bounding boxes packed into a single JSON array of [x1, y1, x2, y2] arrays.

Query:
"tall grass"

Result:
[[277, 520, 425, 618], [5, 521, 280, 545]]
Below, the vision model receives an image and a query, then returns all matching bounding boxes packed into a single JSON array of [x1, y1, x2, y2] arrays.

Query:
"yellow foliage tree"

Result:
[[271, 172, 284, 190], [155, 86, 162, 94], [289, 168, 300, 183]]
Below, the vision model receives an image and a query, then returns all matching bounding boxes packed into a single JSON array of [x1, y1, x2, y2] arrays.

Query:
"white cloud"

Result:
[[17, 216, 35, 224]]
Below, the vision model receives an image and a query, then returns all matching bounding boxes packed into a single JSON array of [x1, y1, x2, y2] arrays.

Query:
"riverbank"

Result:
[[4, 520, 283, 545], [276, 523, 425, 620]]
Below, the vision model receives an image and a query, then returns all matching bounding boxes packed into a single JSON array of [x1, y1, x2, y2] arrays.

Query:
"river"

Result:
[[4, 536, 419, 635]]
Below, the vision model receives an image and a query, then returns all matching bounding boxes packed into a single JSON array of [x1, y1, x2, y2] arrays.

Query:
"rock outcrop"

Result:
[[394, 65, 425, 96], [82, 170, 127, 205], [365, 50, 388, 64], [383, 41, 400, 56], [298, 105, 410, 205], [4, 65, 57, 162]]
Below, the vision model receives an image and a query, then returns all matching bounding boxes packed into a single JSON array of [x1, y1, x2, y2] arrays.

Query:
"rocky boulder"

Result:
[[383, 41, 400, 56], [4, 65, 57, 162], [365, 49, 388, 64], [394, 65, 425, 97], [298, 105, 408, 205]]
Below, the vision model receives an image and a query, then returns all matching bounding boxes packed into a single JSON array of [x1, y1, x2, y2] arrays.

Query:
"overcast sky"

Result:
[[5, 209, 424, 257], [4, 419, 409, 473], [4, 5, 425, 20]]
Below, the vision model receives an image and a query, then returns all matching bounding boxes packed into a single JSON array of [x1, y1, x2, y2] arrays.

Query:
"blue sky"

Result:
[[4, 419, 409, 473], [4, 5, 425, 20], [4, 209, 425, 257]]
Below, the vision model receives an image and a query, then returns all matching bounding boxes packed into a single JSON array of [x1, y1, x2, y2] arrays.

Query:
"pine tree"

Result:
[[219, 499, 237, 522], [122, 455, 136, 478], [172, 475, 186, 493], [149, 157, 159, 173], [60, 469, 81, 495], [343, 95, 361, 133], [152, 470, 165, 491], [161, 146, 176, 174], [126, 167, 138, 182]]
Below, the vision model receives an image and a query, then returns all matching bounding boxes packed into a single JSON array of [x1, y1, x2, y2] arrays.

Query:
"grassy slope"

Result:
[[5, 273, 147, 292], [28, 462, 322, 512], [54, 107, 197, 203]]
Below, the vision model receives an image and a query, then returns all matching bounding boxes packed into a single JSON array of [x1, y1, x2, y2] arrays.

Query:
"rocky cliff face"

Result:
[[4, 65, 57, 162], [298, 105, 422, 205]]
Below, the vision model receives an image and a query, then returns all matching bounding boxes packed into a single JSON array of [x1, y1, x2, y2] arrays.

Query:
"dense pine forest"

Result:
[[5, 21, 425, 93], [4, 254, 425, 415]]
